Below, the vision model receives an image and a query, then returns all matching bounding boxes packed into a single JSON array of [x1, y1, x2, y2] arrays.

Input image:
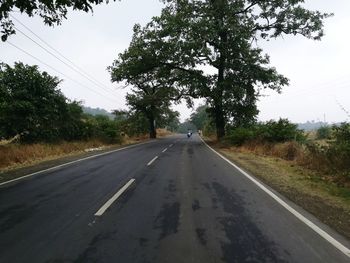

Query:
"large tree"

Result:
[[109, 25, 186, 138], [130, 0, 331, 139], [0, 0, 116, 41]]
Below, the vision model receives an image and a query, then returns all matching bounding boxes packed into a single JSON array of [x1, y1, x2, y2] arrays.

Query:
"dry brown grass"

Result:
[[157, 128, 173, 137], [0, 139, 109, 171], [218, 139, 349, 187], [0, 129, 173, 172]]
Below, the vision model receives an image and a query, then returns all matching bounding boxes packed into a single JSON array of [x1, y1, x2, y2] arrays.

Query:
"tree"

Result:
[[0, 0, 117, 41], [134, 0, 331, 139], [190, 105, 210, 130], [109, 24, 187, 138], [0, 62, 69, 142]]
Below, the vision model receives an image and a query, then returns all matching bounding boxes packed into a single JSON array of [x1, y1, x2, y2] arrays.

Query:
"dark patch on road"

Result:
[[192, 199, 201, 211], [154, 202, 180, 240], [202, 182, 211, 190], [0, 204, 36, 233], [139, 237, 148, 247], [74, 231, 116, 263], [196, 228, 207, 246], [167, 180, 176, 193], [212, 197, 218, 209], [212, 182, 286, 263], [187, 147, 194, 155]]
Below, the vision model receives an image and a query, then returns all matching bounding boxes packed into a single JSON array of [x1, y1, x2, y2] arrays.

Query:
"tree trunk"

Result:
[[215, 41, 226, 140], [214, 102, 225, 140], [148, 115, 157, 139]]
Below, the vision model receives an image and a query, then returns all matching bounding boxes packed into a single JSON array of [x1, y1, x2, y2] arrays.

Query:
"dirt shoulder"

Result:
[[208, 142, 350, 240]]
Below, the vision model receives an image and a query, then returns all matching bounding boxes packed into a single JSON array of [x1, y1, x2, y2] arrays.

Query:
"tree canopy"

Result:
[[113, 0, 331, 140]]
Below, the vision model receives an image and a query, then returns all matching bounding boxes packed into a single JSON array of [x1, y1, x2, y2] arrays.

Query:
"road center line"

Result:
[[94, 179, 135, 217], [147, 156, 158, 166], [162, 148, 168, 153], [200, 137, 350, 258], [169, 144, 174, 147]]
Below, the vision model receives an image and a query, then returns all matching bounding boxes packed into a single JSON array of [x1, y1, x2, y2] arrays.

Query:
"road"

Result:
[[0, 134, 349, 263]]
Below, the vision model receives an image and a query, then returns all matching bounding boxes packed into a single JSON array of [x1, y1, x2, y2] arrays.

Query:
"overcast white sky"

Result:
[[1, 0, 349, 123]]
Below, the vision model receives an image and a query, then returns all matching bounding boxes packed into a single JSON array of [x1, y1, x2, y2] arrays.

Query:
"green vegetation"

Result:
[[225, 119, 305, 146], [316, 125, 332, 139], [109, 1, 330, 140]]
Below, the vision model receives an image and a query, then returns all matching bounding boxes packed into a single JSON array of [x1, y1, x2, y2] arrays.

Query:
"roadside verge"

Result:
[[201, 138, 350, 257], [0, 139, 154, 186], [202, 137, 350, 241]]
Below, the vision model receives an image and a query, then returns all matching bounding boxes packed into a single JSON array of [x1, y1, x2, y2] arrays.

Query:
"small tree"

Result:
[[0, 62, 70, 142]]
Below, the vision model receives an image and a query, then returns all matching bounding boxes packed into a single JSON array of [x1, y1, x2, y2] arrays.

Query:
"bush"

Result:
[[90, 115, 122, 144], [316, 126, 332, 139], [257, 119, 305, 143], [225, 127, 255, 146], [326, 123, 350, 173]]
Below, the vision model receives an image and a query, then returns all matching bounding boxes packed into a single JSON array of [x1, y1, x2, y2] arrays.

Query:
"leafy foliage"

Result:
[[327, 123, 350, 173], [118, 0, 330, 140], [109, 24, 183, 138], [0, 62, 66, 142], [225, 119, 305, 146], [316, 126, 332, 140], [0, 62, 122, 143]]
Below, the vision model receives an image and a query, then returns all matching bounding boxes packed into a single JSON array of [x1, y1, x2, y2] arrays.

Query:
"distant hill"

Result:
[[82, 106, 114, 120]]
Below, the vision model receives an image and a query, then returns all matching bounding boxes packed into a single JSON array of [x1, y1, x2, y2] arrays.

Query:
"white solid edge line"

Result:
[[162, 148, 168, 153], [200, 137, 350, 258], [95, 179, 135, 216], [147, 156, 158, 166], [0, 140, 154, 187]]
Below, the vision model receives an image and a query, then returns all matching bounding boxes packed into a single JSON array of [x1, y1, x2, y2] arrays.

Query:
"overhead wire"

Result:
[[10, 14, 118, 91], [7, 41, 121, 104], [11, 25, 122, 98]]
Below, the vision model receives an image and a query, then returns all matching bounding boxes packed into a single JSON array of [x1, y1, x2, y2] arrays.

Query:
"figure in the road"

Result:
[[187, 129, 192, 138]]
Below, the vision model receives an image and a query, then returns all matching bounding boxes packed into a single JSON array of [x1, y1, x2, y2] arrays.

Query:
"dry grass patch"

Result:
[[0, 140, 109, 172]]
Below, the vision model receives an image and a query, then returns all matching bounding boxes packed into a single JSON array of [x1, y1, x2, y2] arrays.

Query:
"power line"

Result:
[[10, 14, 116, 91], [7, 41, 121, 105], [10, 16, 123, 96], [12, 25, 121, 97]]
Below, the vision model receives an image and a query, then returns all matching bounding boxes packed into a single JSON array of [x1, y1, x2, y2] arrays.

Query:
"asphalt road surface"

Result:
[[0, 134, 349, 263]]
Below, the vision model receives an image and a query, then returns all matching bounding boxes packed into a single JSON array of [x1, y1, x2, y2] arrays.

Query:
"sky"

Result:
[[0, 0, 349, 123]]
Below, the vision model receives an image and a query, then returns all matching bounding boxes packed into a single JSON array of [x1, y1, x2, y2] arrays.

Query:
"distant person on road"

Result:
[[187, 129, 192, 138]]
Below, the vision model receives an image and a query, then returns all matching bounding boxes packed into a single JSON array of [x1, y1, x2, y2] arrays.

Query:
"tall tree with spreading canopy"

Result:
[[131, 0, 331, 139], [109, 24, 187, 138]]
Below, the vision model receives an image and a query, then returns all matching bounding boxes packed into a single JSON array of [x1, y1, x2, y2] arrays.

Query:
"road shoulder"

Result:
[[207, 141, 350, 241]]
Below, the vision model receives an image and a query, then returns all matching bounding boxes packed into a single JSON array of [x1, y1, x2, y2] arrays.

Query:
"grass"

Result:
[[0, 139, 111, 172], [0, 129, 173, 173], [208, 139, 350, 239]]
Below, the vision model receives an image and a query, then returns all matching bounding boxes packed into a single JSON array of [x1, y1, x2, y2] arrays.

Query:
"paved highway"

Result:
[[0, 134, 349, 262]]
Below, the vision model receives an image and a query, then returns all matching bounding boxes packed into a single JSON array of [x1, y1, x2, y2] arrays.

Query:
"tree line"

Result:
[[1, 0, 332, 141], [0, 62, 179, 143]]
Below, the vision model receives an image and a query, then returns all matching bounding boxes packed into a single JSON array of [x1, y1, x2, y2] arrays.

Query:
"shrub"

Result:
[[226, 127, 255, 146], [326, 123, 350, 173], [316, 126, 332, 139], [256, 119, 306, 143]]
